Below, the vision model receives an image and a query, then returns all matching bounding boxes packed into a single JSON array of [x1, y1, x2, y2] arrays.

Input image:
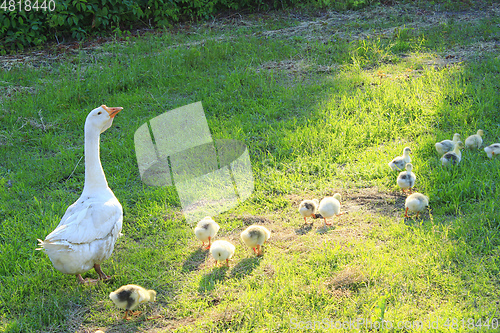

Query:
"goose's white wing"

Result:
[[45, 196, 122, 245]]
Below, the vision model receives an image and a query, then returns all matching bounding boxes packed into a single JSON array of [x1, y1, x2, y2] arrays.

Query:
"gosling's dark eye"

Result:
[[97, 112, 102, 115]]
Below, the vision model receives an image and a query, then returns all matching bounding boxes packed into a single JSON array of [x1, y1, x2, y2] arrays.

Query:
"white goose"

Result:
[[37, 105, 123, 283]]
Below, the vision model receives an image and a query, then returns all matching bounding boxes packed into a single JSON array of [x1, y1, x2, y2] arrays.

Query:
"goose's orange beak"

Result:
[[101, 105, 123, 118]]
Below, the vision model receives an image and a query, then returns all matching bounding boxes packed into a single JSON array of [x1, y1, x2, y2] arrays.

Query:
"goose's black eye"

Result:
[[97, 112, 102, 115]]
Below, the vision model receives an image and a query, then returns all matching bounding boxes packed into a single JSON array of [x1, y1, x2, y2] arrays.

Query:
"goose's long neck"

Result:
[[83, 126, 108, 193]]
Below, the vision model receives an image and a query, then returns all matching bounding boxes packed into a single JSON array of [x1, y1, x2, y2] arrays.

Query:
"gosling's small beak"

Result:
[[101, 105, 123, 118]]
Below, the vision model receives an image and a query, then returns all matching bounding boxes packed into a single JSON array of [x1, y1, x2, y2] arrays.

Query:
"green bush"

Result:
[[0, 0, 146, 52], [0, 8, 48, 50], [0, 0, 377, 52]]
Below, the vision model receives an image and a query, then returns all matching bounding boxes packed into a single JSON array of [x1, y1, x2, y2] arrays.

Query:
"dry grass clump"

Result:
[[325, 266, 368, 297]]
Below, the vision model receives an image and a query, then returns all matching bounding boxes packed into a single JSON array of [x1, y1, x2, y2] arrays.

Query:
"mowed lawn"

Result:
[[1, 2, 500, 332]]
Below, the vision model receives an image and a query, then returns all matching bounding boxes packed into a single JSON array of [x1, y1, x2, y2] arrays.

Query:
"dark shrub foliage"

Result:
[[0, 0, 377, 52]]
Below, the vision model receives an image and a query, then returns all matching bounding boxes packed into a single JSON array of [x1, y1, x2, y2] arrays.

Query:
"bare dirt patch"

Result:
[[227, 187, 405, 255], [76, 308, 199, 333], [288, 187, 405, 220], [227, 213, 273, 226], [344, 187, 406, 218], [261, 3, 498, 42]]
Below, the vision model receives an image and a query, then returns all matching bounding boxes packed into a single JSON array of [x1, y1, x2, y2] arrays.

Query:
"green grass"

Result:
[[1, 2, 500, 332]]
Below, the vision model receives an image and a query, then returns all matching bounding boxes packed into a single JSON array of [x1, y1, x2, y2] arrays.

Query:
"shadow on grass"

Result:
[[105, 315, 149, 333], [295, 223, 313, 235], [403, 207, 432, 225], [229, 257, 262, 280], [316, 224, 336, 234], [199, 266, 229, 293], [181, 247, 210, 273]]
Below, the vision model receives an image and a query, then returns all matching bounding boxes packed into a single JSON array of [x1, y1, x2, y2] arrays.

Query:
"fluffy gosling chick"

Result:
[[318, 193, 345, 226], [397, 163, 416, 194], [210, 240, 235, 267], [240, 225, 271, 256], [405, 193, 429, 218], [465, 130, 484, 149], [388, 147, 412, 171], [435, 133, 460, 156], [484, 143, 500, 159], [194, 216, 220, 249], [109, 284, 156, 320], [441, 141, 464, 166], [298, 199, 320, 224]]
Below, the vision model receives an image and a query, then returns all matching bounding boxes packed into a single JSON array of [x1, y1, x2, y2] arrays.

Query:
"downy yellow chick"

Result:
[[318, 193, 345, 226], [388, 147, 412, 171], [109, 284, 156, 320], [484, 143, 500, 159], [435, 133, 460, 156], [464, 129, 484, 149], [397, 163, 416, 194], [194, 216, 220, 249], [298, 199, 320, 224], [441, 141, 464, 166], [405, 193, 429, 218], [240, 225, 271, 256], [210, 240, 235, 267]]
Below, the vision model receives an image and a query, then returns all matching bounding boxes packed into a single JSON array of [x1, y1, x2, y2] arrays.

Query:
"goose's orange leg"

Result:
[[94, 263, 110, 280], [76, 273, 99, 284]]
